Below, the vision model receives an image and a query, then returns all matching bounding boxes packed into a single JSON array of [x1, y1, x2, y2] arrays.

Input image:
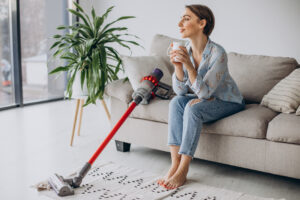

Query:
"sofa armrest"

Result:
[[105, 78, 134, 104]]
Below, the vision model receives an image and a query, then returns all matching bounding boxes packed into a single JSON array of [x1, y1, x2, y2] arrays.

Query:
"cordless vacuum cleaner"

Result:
[[48, 68, 173, 196]]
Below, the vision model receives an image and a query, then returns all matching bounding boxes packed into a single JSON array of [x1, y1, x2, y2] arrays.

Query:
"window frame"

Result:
[[0, 0, 79, 111]]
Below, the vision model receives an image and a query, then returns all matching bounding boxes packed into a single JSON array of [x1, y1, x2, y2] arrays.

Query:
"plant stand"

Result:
[[70, 98, 84, 146], [70, 98, 111, 146], [101, 99, 111, 121]]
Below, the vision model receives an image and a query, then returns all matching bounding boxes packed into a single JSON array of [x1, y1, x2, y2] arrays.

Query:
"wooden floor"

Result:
[[0, 99, 299, 200]]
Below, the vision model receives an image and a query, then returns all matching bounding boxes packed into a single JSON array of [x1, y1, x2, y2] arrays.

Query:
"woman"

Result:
[[157, 4, 245, 190]]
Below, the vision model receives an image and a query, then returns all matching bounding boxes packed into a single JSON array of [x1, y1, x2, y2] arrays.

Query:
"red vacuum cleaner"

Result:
[[48, 68, 173, 196]]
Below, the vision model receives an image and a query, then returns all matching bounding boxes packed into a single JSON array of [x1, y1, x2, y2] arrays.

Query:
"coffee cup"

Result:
[[167, 41, 186, 62]]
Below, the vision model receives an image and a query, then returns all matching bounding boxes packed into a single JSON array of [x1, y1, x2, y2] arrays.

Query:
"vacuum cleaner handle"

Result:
[[88, 68, 163, 165], [69, 68, 164, 188], [64, 101, 138, 188]]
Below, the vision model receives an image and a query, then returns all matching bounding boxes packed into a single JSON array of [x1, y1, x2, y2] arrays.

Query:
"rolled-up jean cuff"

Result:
[[178, 151, 195, 160], [167, 143, 181, 146]]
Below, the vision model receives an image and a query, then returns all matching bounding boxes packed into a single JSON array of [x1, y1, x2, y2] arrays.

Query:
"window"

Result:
[[20, 0, 67, 103], [0, 0, 70, 109], [0, 0, 14, 107]]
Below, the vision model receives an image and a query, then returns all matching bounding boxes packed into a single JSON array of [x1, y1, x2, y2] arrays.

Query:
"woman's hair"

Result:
[[185, 4, 215, 36]]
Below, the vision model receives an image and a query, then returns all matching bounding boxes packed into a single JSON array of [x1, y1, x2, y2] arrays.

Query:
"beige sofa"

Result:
[[105, 34, 300, 180]]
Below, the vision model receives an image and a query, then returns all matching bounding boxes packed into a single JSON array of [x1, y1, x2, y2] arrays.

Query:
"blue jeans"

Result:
[[168, 94, 245, 159]]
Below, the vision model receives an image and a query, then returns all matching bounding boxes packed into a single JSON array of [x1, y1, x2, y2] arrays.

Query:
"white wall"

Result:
[[81, 0, 300, 64]]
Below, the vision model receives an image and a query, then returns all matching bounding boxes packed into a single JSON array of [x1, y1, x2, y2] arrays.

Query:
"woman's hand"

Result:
[[168, 45, 183, 69], [171, 46, 194, 71], [168, 44, 195, 82], [172, 46, 198, 84]]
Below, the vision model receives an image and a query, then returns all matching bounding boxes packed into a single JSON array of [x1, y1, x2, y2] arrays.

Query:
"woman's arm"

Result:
[[174, 45, 228, 99], [172, 68, 188, 96], [189, 52, 227, 99]]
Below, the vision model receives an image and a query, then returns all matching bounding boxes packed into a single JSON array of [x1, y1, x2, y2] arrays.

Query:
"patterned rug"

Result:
[[33, 161, 286, 200]]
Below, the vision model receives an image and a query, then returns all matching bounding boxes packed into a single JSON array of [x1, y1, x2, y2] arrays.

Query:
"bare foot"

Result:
[[157, 162, 180, 186], [163, 168, 188, 190]]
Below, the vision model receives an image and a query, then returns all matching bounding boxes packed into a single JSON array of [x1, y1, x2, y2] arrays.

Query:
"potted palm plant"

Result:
[[49, 2, 142, 114]]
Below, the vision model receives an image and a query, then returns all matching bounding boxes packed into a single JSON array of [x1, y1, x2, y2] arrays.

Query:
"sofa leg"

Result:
[[115, 140, 131, 152]]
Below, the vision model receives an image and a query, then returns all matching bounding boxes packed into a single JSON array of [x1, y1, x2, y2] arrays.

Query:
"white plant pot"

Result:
[[67, 71, 88, 99]]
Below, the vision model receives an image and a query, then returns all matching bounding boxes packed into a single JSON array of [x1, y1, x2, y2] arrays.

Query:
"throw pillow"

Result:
[[260, 68, 300, 113], [296, 106, 300, 116], [121, 55, 173, 91]]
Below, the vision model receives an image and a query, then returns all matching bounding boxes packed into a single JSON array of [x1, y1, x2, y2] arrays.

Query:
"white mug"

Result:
[[167, 41, 186, 62]]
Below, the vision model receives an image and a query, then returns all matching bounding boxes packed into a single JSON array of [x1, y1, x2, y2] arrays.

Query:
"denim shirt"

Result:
[[172, 37, 244, 104]]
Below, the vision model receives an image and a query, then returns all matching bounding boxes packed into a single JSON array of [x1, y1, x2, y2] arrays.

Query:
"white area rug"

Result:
[[35, 161, 286, 200]]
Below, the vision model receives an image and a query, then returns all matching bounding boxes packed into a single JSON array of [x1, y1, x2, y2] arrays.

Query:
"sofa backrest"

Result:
[[228, 52, 298, 103], [149, 34, 299, 103], [149, 34, 186, 74]]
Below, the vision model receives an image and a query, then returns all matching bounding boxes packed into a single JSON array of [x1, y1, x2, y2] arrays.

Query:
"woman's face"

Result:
[[178, 8, 205, 38]]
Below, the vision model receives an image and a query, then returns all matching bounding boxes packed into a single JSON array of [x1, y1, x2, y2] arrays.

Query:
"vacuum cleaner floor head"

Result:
[[48, 174, 74, 196]]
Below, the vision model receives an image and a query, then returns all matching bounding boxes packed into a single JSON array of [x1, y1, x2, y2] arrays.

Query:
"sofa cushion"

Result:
[[104, 78, 133, 104], [129, 96, 174, 123], [122, 55, 173, 91], [203, 104, 278, 139], [260, 68, 300, 113], [227, 52, 298, 103], [149, 34, 187, 74], [266, 113, 300, 144], [130, 97, 278, 139]]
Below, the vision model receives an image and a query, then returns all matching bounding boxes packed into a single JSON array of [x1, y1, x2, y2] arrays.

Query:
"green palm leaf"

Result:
[[49, 2, 143, 106]]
